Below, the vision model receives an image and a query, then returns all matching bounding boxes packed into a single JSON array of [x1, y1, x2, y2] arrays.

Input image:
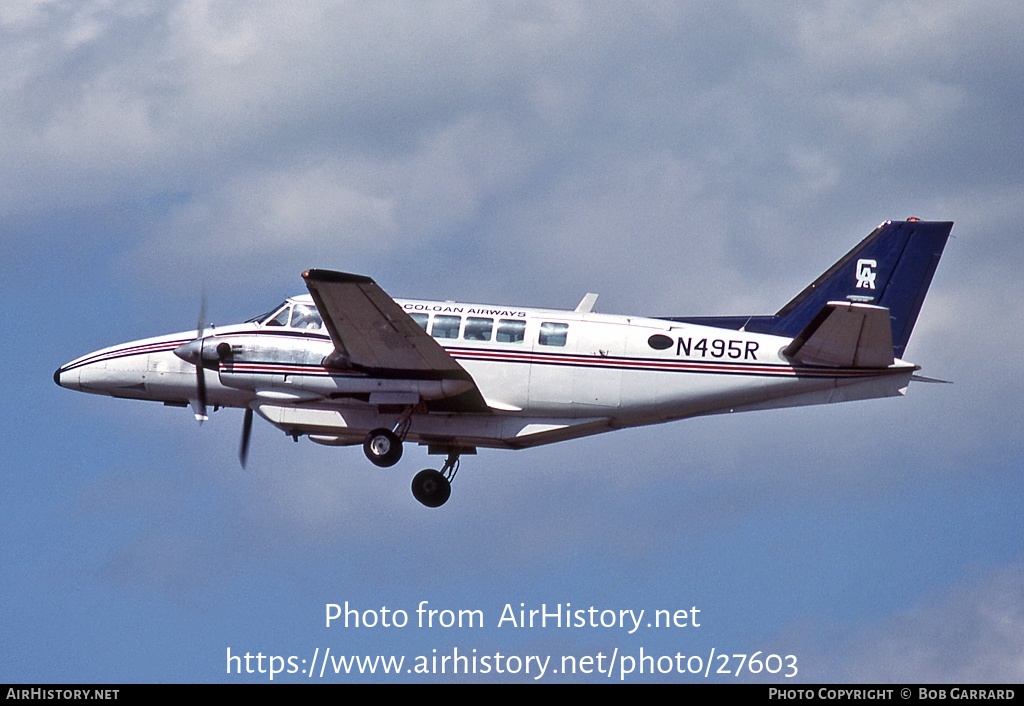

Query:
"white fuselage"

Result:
[[55, 294, 916, 452]]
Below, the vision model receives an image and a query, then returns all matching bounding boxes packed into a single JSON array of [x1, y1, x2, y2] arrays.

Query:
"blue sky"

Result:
[[3, 1, 1023, 683]]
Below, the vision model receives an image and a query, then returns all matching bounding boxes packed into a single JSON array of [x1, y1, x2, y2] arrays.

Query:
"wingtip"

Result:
[[302, 269, 375, 285]]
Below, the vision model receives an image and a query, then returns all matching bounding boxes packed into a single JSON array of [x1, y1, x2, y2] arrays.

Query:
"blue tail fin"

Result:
[[666, 219, 953, 358]]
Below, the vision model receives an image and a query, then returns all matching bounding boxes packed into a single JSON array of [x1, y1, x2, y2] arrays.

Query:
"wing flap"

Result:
[[783, 301, 895, 368]]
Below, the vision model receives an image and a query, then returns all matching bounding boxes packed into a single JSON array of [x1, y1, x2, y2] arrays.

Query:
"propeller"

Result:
[[173, 296, 256, 468], [172, 295, 211, 423], [194, 296, 209, 422], [240, 407, 254, 468]]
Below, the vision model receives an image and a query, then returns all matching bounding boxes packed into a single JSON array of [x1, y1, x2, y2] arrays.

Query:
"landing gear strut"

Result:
[[411, 451, 459, 508]]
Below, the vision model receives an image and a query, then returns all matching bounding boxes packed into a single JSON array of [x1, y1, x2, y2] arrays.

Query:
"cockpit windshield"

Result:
[[252, 301, 324, 331], [245, 307, 278, 324]]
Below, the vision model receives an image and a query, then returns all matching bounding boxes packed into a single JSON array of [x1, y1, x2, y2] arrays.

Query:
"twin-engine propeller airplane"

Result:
[[55, 219, 951, 507]]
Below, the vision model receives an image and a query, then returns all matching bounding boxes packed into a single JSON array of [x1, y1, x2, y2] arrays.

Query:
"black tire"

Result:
[[363, 428, 403, 467], [411, 469, 451, 508]]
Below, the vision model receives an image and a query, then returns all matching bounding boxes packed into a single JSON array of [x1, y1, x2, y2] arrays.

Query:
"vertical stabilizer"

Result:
[[663, 217, 950, 354], [752, 219, 952, 357]]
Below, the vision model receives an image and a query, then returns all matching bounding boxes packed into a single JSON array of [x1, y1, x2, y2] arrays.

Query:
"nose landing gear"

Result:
[[411, 451, 460, 508]]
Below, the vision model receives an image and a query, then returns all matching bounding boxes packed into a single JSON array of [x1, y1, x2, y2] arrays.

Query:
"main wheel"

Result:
[[363, 428, 403, 467], [411, 469, 451, 508]]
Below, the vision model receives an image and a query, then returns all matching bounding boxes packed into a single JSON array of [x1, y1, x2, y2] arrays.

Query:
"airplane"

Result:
[[54, 218, 952, 508]]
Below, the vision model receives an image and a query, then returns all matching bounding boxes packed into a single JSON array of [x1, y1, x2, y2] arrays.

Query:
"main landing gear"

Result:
[[360, 410, 460, 508], [411, 451, 459, 508]]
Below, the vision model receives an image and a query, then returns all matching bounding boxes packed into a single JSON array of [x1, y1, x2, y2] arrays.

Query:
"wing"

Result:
[[301, 269, 490, 412]]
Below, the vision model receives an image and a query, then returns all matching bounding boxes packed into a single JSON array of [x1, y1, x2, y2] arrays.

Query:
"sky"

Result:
[[3, 0, 1023, 684]]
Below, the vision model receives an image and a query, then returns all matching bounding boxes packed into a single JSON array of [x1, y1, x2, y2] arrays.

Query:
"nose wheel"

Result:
[[411, 451, 460, 508]]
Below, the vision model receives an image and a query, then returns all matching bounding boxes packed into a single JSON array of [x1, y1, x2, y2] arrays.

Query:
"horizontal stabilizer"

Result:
[[784, 301, 894, 368], [911, 374, 953, 384]]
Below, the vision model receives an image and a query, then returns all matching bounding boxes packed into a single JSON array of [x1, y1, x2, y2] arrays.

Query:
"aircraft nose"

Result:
[[53, 364, 77, 390]]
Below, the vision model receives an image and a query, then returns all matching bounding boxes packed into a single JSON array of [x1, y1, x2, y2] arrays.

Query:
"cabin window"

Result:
[[464, 317, 493, 341], [409, 313, 429, 331], [431, 315, 462, 339], [538, 322, 569, 347], [496, 319, 526, 343]]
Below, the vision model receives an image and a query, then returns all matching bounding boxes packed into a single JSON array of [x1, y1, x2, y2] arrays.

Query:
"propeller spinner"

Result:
[[172, 300, 254, 468]]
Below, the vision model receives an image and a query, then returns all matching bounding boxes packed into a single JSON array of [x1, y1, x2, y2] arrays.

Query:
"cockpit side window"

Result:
[[290, 304, 323, 330], [259, 302, 324, 330]]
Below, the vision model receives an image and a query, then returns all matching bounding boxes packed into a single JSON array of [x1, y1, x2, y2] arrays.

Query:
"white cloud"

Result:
[[3, 0, 1020, 292], [835, 564, 1024, 682]]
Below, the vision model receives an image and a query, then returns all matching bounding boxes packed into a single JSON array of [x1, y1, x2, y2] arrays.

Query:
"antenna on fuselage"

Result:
[[575, 293, 599, 314]]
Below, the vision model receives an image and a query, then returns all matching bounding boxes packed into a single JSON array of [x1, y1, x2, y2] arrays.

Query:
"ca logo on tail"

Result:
[[856, 259, 877, 289]]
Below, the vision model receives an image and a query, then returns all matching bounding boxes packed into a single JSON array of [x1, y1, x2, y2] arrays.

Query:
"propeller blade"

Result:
[[193, 294, 209, 423], [239, 407, 254, 468], [197, 291, 207, 335], [194, 361, 208, 422]]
